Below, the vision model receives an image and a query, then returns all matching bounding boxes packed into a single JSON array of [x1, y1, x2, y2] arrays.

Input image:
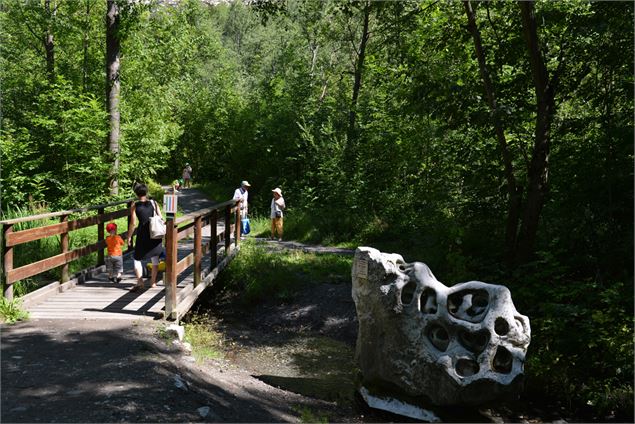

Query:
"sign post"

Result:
[[163, 193, 178, 319], [163, 194, 178, 219]]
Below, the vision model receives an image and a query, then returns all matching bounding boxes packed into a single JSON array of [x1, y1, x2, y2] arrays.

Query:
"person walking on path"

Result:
[[105, 222, 125, 283], [182, 163, 193, 189], [233, 180, 251, 219], [128, 184, 163, 291], [270, 187, 285, 241]]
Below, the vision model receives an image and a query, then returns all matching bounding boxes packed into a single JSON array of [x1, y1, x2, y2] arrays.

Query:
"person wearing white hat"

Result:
[[270, 187, 285, 241], [233, 180, 251, 220]]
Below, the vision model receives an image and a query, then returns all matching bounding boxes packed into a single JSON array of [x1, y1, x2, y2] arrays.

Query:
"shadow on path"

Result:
[[1, 320, 318, 422]]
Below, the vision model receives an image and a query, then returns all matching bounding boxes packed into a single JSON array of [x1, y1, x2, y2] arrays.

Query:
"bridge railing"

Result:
[[0, 199, 134, 300], [1, 197, 242, 321], [164, 198, 241, 320]]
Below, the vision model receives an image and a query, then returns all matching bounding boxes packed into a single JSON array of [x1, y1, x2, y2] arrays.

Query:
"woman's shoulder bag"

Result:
[[149, 200, 166, 239]]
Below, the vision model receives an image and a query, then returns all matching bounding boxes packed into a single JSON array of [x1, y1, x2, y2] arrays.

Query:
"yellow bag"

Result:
[[146, 261, 166, 272]]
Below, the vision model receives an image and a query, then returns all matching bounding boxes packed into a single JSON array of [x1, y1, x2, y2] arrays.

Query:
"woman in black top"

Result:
[[127, 184, 163, 291]]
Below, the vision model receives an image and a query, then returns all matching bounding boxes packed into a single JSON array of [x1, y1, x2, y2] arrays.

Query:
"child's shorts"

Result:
[[106, 255, 123, 275]]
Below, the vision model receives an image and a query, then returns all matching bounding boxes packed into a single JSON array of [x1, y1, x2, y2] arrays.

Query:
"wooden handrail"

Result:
[[2, 194, 243, 320], [1, 199, 134, 299], [0, 198, 134, 225], [174, 198, 239, 225], [5, 209, 129, 247]]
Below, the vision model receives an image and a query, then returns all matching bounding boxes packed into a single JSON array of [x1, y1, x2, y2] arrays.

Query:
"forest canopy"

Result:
[[0, 0, 633, 418]]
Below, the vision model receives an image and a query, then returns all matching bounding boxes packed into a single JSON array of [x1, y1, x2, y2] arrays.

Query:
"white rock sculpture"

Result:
[[352, 247, 531, 406]]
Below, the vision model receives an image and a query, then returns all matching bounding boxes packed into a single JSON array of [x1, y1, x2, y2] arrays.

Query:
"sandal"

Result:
[[130, 285, 144, 292]]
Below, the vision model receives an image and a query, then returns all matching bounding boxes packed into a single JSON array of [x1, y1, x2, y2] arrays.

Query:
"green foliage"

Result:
[[294, 406, 329, 424], [0, 297, 29, 324], [183, 314, 225, 363], [221, 241, 351, 304], [1, 0, 632, 418], [146, 180, 166, 205]]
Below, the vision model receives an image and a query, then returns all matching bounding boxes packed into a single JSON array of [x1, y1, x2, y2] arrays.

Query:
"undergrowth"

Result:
[[183, 314, 225, 363], [220, 240, 352, 304], [0, 297, 29, 324]]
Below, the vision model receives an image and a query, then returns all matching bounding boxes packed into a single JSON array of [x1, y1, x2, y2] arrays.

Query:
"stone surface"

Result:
[[197, 406, 211, 417], [359, 386, 441, 422], [166, 324, 185, 342], [352, 247, 531, 406]]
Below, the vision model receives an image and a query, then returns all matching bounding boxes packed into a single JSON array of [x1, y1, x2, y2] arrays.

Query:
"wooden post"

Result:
[[224, 206, 231, 255], [211, 210, 218, 267], [164, 217, 178, 320], [2, 224, 13, 300], [60, 215, 70, 283], [97, 207, 105, 266], [234, 203, 241, 247], [194, 216, 202, 287]]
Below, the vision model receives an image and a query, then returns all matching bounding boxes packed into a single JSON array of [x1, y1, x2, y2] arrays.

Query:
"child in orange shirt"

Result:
[[105, 223, 125, 283]]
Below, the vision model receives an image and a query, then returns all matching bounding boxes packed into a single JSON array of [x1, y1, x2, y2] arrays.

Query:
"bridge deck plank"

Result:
[[24, 221, 230, 321]]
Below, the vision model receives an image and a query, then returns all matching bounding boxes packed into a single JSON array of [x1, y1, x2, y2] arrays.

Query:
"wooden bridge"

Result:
[[0, 196, 242, 321]]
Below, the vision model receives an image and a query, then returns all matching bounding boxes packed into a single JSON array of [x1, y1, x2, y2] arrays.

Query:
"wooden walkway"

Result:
[[23, 224, 230, 321]]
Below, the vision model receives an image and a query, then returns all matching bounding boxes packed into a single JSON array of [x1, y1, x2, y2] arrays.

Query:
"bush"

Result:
[[220, 241, 352, 304], [0, 297, 29, 324], [147, 180, 166, 205]]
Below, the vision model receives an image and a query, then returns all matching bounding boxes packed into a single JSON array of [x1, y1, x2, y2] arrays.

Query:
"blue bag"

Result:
[[241, 218, 250, 235]]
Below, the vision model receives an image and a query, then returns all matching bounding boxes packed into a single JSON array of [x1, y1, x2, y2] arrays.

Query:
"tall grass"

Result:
[[0, 297, 29, 324], [219, 240, 352, 304]]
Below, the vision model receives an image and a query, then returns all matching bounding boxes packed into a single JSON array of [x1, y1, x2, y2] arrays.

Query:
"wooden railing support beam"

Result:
[[211, 210, 218, 268], [2, 224, 14, 300], [164, 218, 178, 320], [224, 206, 231, 255], [235, 204, 241, 247], [97, 207, 105, 266], [194, 216, 202, 287], [60, 215, 70, 283]]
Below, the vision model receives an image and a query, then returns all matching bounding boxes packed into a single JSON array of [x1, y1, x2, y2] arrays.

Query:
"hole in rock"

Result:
[[458, 329, 489, 354], [448, 289, 490, 322], [420, 288, 438, 314], [426, 324, 449, 352], [495, 317, 510, 335], [455, 358, 479, 377], [492, 346, 513, 374], [400, 280, 416, 305]]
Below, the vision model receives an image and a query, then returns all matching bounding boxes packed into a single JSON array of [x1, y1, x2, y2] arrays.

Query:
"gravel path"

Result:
[[1, 319, 343, 423]]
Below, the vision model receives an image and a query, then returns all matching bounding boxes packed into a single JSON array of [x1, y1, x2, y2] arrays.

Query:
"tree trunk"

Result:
[[44, 0, 55, 83], [106, 0, 121, 196], [344, 0, 371, 172], [463, 0, 521, 264], [516, 2, 557, 263]]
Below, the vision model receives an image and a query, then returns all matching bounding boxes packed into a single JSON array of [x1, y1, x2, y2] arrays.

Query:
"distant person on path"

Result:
[[128, 183, 163, 291], [233, 180, 251, 219], [172, 178, 181, 193], [270, 187, 285, 241], [105, 222, 125, 283], [182, 163, 193, 189]]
